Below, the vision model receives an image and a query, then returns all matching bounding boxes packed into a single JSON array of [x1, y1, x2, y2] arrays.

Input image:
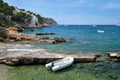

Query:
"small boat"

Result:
[[64, 25, 68, 26], [92, 24, 96, 27], [97, 30, 104, 33], [116, 23, 120, 26], [45, 57, 74, 71]]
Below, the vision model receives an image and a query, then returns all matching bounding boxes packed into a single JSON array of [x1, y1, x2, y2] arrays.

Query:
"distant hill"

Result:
[[0, 0, 58, 28]]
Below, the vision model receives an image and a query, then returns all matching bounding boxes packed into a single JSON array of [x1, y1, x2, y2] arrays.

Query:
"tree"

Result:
[[0, 26, 8, 39], [0, 0, 14, 15], [36, 14, 44, 24], [11, 12, 32, 23]]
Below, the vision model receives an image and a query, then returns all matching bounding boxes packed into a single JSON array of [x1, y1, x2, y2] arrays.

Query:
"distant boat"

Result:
[[93, 24, 96, 27], [45, 57, 74, 71], [116, 22, 120, 26], [64, 25, 68, 26], [97, 30, 104, 33]]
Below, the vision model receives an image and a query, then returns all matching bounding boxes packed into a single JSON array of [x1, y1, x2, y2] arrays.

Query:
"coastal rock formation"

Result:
[[6, 28, 69, 44], [0, 0, 58, 29], [0, 43, 99, 65], [38, 37, 69, 44], [42, 18, 58, 26], [7, 32, 69, 44], [36, 32, 55, 35]]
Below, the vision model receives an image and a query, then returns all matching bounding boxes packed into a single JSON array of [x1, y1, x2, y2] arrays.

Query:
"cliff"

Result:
[[0, 0, 58, 28]]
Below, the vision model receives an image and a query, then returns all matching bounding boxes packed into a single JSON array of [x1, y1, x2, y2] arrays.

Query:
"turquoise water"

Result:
[[6, 61, 120, 80], [2, 25, 120, 80], [22, 25, 120, 54]]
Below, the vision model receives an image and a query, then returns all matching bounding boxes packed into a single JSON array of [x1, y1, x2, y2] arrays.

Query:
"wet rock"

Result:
[[52, 38, 69, 44], [40, 37, 49, 39], [8, 35, 17, 41], [0, 37, 4, 42], [17, 27, 24, 32], [31, 29, 34, 31], [36, 32, 55, 35], [19, 57, 34, 65]]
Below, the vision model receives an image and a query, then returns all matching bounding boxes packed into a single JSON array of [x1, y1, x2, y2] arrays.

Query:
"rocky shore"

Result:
[[0, 27, 69, 44], [7, 34, 69, 44], [0, 43, 100, 66]]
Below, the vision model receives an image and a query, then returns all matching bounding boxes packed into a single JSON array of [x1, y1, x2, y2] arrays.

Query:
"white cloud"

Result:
[[102, 3, 120, 9]]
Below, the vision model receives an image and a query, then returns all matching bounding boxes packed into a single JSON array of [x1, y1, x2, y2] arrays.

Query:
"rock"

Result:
[[42, 18, 58, 26], [0, 43, 99, 65], [8, 35, 17, 40], [0, 37, 4, 42], [95, 54, 101, 58], [16, 37, 22, 41], [17, 27, 24, 32], [38, 37, 69, 44], [19, 57, 34, 65], [53, 38, 69, 44], [39, 37, 49, 39], [36, 32, 55, 35], [3, 58, 19, 65], [31, 29, 34, 31]]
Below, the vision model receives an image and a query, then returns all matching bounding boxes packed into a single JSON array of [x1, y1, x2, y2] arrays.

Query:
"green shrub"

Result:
[[11, 12, 32, 23], [0, 0, 14, 15], [0, 26, 7, 39], [36, 14, 44, 24]]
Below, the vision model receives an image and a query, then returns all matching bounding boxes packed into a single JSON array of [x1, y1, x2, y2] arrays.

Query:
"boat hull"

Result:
[[45, 57, 74, 71]]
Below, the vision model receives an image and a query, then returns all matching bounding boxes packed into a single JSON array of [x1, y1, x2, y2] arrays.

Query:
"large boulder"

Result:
[[0, 37, 4, 42]]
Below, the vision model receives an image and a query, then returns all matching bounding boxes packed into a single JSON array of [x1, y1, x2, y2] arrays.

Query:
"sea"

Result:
[[22, 25, 120, 54], [2, 25, 120, 80]]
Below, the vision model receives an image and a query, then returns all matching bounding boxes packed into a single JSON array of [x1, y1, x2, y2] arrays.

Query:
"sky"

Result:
[[3, 0, 120, 25]]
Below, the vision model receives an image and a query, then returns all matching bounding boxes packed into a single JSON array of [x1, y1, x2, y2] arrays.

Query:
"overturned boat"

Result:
[[45, 57, 74, 71]]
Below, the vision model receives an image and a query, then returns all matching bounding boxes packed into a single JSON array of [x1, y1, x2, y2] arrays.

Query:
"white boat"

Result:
[[45, 57, 74, 71], [64, 25, 68, 26], [116, 23, 120, 26], [92, 24, 96, 27], [97, 30, 104, 33]]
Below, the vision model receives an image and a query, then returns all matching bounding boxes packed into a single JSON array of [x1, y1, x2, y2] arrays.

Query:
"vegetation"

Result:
[[0, 0, 14, 15], [0, 0, 57, 27], [36, 14, 44, 24], [0, 26, 7, 39], [0, 14, 7, 24], [11, 12, 32, 23], [43, 18, 57, 25], [0, 0, 14, 26]]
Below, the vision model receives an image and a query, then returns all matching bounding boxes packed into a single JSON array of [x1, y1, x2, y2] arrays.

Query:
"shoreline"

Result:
[[0, 42, 120, 80], [0, 42, 100, 65]]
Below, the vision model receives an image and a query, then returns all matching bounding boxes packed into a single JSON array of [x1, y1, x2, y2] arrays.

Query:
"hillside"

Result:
[[0, 0, 58, 28]]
